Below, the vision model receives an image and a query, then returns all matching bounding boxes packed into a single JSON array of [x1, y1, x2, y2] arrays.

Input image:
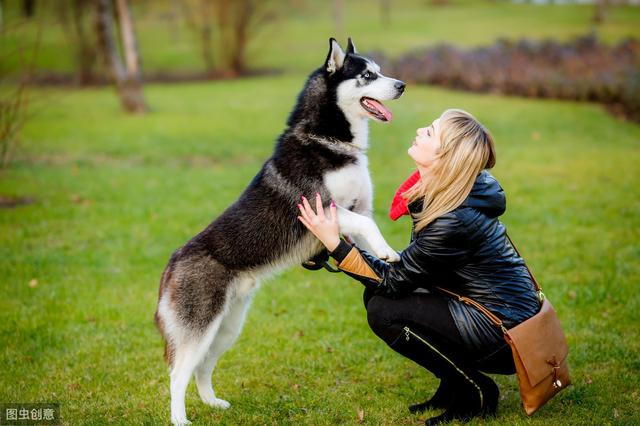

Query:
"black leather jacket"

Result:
[[330, 171, 540, 353]]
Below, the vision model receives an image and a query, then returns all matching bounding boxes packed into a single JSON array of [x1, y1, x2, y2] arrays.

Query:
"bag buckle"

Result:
[[547, 356, 562, 388]]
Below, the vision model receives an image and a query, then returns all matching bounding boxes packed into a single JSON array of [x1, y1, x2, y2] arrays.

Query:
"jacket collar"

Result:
[[389, 170, 505, 222]]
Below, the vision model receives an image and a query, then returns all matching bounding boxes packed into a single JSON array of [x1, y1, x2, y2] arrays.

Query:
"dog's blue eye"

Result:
[[363, 72, 370, 79]]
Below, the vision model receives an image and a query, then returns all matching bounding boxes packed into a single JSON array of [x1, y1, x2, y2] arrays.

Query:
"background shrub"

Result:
[[379, 34, 640, 121]]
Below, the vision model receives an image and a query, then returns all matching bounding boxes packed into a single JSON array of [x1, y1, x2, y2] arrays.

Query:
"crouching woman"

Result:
[[297, 109, 540, 425]]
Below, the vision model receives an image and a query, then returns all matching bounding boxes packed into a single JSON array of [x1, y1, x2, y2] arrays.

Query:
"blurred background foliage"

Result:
[[1, 0, 639, 162], [2, 0, 640, 76]]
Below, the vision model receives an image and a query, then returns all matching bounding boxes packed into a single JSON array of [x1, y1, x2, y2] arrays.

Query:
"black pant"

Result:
[[364, 288, 515, 375]]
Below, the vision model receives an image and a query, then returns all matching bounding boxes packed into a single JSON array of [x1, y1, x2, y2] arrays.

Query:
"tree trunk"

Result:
[[169, 0, 182, 42], [95, 0, 147, 113], [230, 0, 252, 75], [22, 0, 35, 18], [200, 0, 215, 75], [214, 0, 234, 76], [72, 0, 97, 85], [201, 23, 215, 74], [179, 0, 216, 75], [593, 0, 608, 25]]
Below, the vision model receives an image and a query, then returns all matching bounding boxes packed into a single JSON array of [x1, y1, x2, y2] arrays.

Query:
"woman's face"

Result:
[[408, 118, 441, 168]]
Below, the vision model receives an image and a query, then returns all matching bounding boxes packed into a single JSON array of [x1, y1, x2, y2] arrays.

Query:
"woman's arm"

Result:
[[298, 194, 468, 297]]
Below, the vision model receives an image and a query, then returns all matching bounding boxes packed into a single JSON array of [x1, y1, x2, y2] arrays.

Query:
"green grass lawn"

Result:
[[1, 73, 639, 424], [2, 0, 640, 424]]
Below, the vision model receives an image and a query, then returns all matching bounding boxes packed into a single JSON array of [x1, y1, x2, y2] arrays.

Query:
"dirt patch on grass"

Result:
[[0, 195, 35, 208]]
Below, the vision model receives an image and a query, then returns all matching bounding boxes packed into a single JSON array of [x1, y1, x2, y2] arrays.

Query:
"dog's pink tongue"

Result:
[[368, 99, 393, 121]]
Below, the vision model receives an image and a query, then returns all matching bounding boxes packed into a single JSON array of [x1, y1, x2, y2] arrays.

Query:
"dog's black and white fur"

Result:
[[155, 38, 405, 425]]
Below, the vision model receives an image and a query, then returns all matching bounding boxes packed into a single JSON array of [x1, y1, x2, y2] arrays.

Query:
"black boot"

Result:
[[424, 372, 498, 425], [408, 378, 453, 413], [390, 326, 499, 424]]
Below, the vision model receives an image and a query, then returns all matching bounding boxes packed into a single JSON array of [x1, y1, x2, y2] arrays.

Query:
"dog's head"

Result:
[[325, 38, 405, 123]]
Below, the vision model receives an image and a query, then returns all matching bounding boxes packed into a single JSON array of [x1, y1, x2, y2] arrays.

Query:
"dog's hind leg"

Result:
[[193, 352, 228, 410], [195, 289, 254, 410], [170, 316, 224, 426]]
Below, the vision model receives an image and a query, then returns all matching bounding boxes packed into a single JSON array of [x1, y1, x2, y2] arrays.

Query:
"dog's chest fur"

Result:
[[323, 120, 372, 213], [324, 152, 372, 213]]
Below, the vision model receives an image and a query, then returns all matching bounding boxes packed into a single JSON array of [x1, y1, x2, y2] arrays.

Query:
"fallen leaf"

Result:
[[586, 376, 592, 384], [28, 279, 38, 288], [292, 383, 299, 391], [326, 346, 334, 353], [613, 408, 619, 418], [70, 194, 91, 206], [357, 408, 364, 423]]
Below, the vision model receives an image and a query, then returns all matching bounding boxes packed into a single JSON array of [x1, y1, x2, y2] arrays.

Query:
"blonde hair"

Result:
[[404, 109, 496, 232]]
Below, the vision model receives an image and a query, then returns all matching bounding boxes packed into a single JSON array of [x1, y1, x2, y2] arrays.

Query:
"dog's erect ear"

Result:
[[325, 38, 345, 74], [346, 37, 357, 55]]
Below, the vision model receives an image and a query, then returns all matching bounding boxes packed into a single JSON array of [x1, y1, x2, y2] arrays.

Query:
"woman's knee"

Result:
[[366, 296, 386, 332], [366, 296, 402, 344], [362, 287, 376, 309]]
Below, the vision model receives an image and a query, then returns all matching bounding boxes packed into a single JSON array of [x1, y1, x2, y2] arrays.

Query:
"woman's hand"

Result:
[[297, 193, 341, 252]]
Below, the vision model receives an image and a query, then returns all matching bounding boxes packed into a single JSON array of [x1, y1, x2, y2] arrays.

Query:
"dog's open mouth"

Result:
[[360, 97, 393, 122]]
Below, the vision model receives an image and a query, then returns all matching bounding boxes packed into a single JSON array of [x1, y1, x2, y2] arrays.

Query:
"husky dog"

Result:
[[155, 38, 405, 425]]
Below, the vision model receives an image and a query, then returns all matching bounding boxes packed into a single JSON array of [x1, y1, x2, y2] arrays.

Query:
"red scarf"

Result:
[[388, 170, 421, 221]]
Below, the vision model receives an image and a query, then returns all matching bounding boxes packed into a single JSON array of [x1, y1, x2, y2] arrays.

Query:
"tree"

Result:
[[593, 0, 609, 25], [95, 0, 147, 113], [181, 0, 280, 77], [56, 0, 99, 85], [22, 0, 35, 18], [0, 14, 41, 167], [181, 0, 216, 75]]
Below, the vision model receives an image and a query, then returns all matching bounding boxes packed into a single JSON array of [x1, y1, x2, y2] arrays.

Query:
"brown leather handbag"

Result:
[[436, 236, 570, 415]]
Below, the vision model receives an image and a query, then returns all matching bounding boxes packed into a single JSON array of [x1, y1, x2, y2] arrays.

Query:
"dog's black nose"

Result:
[[395, 81, 406, 92]]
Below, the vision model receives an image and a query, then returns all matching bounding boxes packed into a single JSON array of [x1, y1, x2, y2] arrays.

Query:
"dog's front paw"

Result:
[[386, 250, 401, 263], [171, 415, 192, 426], [203, 396, 231, 410], [373, 243, 400, 263]]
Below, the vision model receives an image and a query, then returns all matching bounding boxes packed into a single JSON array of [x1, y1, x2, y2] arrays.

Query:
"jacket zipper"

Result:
[[403, 326, 484, 409]]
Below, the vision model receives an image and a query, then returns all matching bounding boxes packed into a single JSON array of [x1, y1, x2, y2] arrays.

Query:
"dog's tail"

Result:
[[155, 264, 176, 367]]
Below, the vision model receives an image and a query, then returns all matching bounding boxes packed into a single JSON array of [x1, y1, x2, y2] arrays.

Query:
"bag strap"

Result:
[[435, 286, 509, 334], [435, 233, 543, 335], [506, 234, 542, 293]]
